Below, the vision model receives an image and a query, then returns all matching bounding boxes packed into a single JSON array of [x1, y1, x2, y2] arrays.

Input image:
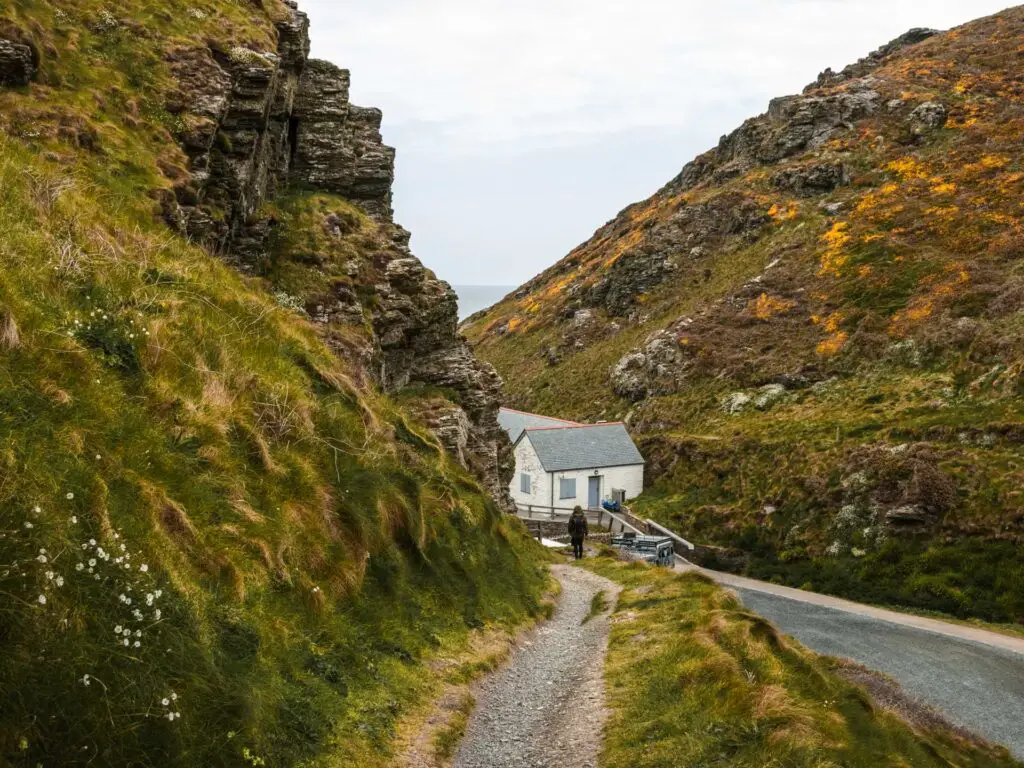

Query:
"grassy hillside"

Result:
[[467, 8, 1024, 624], [585, 557, 1021, 768], [0, 1, 546, 765]]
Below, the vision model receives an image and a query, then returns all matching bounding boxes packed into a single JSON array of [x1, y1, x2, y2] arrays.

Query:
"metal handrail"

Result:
[[514, 502, 644, 535]]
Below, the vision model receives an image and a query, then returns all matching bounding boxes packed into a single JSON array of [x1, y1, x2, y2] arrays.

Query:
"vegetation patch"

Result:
[[582, 559, 1021, 768]]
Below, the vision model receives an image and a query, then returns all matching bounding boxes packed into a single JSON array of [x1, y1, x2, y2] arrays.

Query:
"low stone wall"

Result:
[[519, 519, 609, 540]]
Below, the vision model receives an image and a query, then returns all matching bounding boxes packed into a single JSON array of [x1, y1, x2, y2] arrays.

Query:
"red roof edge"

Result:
[[523, 422, 625, 432], [499, 406, 579, 424]]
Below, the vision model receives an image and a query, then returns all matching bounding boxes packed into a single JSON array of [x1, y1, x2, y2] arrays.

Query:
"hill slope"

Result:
[[0, 1, 545, 765], [465, 8, 1024, 624]]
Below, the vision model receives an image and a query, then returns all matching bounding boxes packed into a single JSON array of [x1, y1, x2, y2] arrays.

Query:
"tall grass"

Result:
[[0, 0, 548, 764], [584, 559, 1021, 768]]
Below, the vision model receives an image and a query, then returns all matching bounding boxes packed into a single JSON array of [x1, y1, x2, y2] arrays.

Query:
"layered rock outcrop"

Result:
[[159, 1, 513, 508], [0, 37, 35, 86]]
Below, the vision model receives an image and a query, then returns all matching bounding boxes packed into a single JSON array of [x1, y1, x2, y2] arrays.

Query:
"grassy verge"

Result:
[[0, 1, 551, 765], [393, 571, 560, 767], [584, 589, 609, 624], [581, 557, 1020, 768]]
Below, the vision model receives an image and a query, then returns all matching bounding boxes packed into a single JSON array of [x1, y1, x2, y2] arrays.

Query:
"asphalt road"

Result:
[[734, 586, 1024, 758]]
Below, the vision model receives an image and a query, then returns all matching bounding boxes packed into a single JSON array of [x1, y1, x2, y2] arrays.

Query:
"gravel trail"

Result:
[[453, 564, 620, 768]]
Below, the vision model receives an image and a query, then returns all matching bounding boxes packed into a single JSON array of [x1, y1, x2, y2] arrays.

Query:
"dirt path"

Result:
[[452, 564, 620, 768]]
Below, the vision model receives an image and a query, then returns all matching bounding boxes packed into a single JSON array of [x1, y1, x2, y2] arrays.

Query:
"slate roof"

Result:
[[521, 423, 645, 472], [498, 407, 577, 443]]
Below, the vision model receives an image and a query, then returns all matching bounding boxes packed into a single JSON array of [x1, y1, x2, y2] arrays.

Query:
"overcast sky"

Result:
[[300, 1, 1010, 286]]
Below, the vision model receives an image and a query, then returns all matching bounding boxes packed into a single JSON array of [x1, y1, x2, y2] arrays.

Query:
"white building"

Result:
[[498, 407, 645, 510]]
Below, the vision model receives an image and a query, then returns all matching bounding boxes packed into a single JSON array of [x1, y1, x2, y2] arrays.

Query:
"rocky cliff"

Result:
[[465, 7, 1024, 623], [156, 1, 513, 508]]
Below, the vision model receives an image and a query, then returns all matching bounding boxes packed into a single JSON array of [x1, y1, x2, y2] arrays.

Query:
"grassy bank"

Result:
[[0, 0, 549, 764], [582, 557, 1020, 768]]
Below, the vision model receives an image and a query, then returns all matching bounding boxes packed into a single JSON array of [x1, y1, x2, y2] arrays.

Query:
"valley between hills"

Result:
[[0, 1, 1022, 766]]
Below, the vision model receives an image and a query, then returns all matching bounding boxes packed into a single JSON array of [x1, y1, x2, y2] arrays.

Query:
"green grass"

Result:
[[582, 559, 1021, 768], [0, 1, 549, 765], [583, 589, 610, 624], [431, 691, 475, 762]]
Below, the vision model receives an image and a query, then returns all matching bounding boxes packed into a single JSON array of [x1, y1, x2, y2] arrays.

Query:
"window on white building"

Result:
[[559, 478, 576, 499], [520, 473, 531, 494]]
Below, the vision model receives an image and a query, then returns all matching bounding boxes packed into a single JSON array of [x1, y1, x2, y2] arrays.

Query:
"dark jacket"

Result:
[[567, 513, 588, 540]]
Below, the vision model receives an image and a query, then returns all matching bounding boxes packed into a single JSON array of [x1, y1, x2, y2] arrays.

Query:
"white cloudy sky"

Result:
[[300, 1, 1010, 286]]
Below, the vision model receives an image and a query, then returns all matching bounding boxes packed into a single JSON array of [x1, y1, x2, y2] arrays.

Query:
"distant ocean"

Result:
[[453, 285, 515, 320]]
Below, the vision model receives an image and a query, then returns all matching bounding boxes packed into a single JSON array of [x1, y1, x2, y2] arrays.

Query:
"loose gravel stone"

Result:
[[454, 564, 621, 768]]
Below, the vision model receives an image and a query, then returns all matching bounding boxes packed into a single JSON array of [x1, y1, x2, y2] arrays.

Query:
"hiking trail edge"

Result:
[[453, 564, 621, 768]]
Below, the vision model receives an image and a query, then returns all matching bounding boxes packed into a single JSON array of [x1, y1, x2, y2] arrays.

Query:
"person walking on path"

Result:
[[568, 506, 588, 560]]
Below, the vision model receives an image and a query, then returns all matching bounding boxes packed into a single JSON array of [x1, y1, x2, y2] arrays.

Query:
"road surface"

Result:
[[692, 566, 1024, 758]]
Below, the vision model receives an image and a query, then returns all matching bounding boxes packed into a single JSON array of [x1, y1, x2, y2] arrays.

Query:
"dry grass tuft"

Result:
[[0, 307, 20, 350]]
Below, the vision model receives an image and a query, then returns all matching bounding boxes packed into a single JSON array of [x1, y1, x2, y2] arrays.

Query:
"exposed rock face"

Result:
[[162, 4, 311, 258], [907, 101, 948, 130], [291, 60, 395, 221], [0, 38, 35, 86], [159, 1, 513, 508], [771, 162, 849, 196], [671, 81, 882, 194], [162, 2, 395, 261], [806, 28, 939, 91]]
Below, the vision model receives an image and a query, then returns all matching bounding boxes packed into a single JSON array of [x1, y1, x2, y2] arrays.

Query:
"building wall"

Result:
[[548, 464, 644, 508], [510, 438, 551, 508], [509, 437, 644, 509]]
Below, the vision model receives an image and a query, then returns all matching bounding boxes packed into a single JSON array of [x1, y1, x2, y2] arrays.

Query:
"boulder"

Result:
[[0, 38, 35, 86], [771, 162, 849, 196], [907, 101, 948, 129]]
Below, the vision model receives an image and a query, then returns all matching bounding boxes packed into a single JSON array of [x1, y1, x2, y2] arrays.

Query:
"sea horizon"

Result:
[[453, 285, 515, 320]]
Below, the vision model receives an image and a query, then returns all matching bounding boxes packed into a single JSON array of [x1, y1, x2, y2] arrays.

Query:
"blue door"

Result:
[[588, 476, 601, 509]]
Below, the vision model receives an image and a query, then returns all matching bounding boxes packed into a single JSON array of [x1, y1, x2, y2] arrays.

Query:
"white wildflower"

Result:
[[133, 640, 140, 648], [139, 564, 148, 573], [37, 594, 46, 605], [89, 539, 96, 546], [154, 590, 163, 599], [45, 571, 54, 580], [162, 698, 169, 706], [88, 559, 96, 567], [39, 548, 46, 554], [170, 692, 178, 701], [135, 630, 141, 637], [114, 625, 123, 634], [81, 674, 91, 686], [55, 576, 64, 587], [154, 609, 162, 620], [75, 563, 84, 572], [37, 555, 47, 563], [66, 492, 74, 500], [33, 505, 41, 514], [123, 639, 129, 646], [70, 516, 78, 524], [24, 521, 33, 529]]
